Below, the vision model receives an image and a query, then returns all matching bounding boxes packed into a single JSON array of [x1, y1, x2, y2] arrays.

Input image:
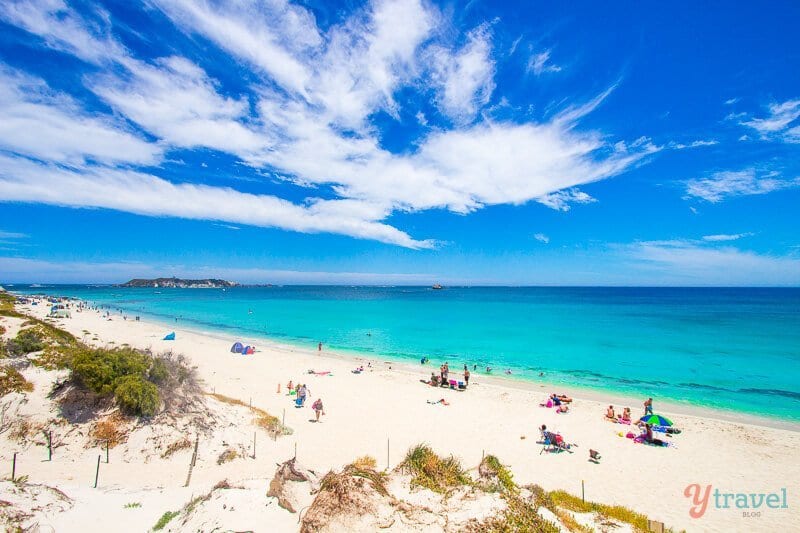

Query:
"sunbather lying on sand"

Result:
[[427, 398, 450, 405]]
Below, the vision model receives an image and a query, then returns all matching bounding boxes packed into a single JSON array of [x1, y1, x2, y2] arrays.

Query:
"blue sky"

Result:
[[0, 0, 798, 285]]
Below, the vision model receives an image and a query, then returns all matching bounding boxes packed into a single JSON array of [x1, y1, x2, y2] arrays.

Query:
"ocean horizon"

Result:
[[12, 284, 800, 422]]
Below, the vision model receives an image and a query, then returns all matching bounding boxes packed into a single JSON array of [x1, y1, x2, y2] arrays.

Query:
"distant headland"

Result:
[[119, 277, 238, 288]]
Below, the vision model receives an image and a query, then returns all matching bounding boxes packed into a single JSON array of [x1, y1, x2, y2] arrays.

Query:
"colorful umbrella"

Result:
[[639, 414, 673, 426]]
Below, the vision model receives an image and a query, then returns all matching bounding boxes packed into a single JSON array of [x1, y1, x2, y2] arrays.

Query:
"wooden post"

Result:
[[106, 440, 110, 463], [253, 431, 257, 459], [48, 431, 52, 461], [386, 438, 390, 471], [581, 480, 585, 503], [192, 434, 199, 467], [294, 442, 297, 460], [11, 452, 17, 482], [94, 455, 101, 488], [282, 409, 285, 428], [249, 397, 252, 408]]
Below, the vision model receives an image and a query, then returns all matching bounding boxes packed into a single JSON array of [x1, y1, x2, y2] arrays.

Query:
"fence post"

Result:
[[94, 455, 101, 488], [294, 442, 297, 460], [253, 432, 257, 459], [48, 431, 52, 461], [106, 440, 110, 464], [192, 434, 199, 467], [11, 452, 17, 482], [386, 438, 390, 471], [582, 480, 585, 503]]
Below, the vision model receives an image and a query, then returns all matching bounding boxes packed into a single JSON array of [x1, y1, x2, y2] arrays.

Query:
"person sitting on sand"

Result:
[[619, 407, 631, 422], [550, 393, 562, 406], [312, 398, 325, 421], [556, 404, 569, 414], [605, 405, 616, 421], [430, 372, 439, 386]]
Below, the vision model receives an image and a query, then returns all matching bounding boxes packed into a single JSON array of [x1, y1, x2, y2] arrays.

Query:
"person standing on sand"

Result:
[[318, 342, 322, 353], [464, 368, 470, 386], [312, 398, 325, 422], [644, 397, 653, 416]]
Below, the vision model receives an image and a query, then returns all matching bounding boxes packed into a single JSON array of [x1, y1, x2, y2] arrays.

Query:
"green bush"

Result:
[[115, 375, 160, 416], [6, 328, 45, 356], [71, 347, 150, 396]]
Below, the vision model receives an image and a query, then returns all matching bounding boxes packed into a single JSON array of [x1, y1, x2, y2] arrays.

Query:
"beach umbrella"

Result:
[[639, 414, 672, 426]]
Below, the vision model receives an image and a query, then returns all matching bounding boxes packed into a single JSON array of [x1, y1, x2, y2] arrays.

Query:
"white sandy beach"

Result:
[[2, 298, 799, 532]]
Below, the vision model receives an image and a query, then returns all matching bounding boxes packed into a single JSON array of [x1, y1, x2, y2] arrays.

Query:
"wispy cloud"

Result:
[[533, 233, 549, 244], [624, 240, 800, 286], [0, 230, 27, 239], [537, 188, 596, 211], [0, 256, 437, 285], [702, 232, 754, 242], [739, 98, 800, 143], [527, 49, 561, 76], [685, 169, 799, 203]]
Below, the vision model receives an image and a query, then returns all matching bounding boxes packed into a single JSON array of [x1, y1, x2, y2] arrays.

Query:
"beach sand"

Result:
[[2, 300, 799, 532]]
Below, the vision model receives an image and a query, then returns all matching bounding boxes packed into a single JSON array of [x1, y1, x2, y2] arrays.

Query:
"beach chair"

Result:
[[449, 379, 458, 389], [539, 430, 557, 454]]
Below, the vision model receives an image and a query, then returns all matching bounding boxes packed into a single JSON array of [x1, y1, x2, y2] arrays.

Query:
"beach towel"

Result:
[[163, 332, 175, 341]]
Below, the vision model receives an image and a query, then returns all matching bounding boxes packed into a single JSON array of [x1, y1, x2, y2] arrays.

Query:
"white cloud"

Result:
[[625, 240, 800, 286], [533, 233, 549, 244], [685, 169, 799, 203], [724, 97, 739, 105], [429, 23, 495, 122], [91, 56, 271, 157], [536, 188, 597, 211], [739, 99, 800, 142], [0, 154, 433, 249], [150, 0, 319, 95], [702, 232, 754, 242], [0, 0, 125, 64], [527, 49, 561, 76], [669, 139, 718, 149], [0, 230, 27, 239], [0, 67, 160, 165], [0, 0, 658, 247]]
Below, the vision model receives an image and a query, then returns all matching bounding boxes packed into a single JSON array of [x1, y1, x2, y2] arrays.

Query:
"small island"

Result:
[[119, 277, 238, 288]]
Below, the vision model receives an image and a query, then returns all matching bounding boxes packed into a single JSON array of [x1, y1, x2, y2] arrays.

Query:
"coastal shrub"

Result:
[[161, 437, 192, 458], [480, 494, 562, 533], [152, 510, 179, 531], [0, 324, 6, 336], [92, 413, 128, 447], [0, 365, 34, 396], [6, 328, 45, 356], [209, 392, 291, 438], [549, 490, 650, 531], [115, 375, 160, 416], [479, 454, 516, 494], [148, 358, 169, 384], [399, 443, 470, 494], [71, 346, 150, 396]]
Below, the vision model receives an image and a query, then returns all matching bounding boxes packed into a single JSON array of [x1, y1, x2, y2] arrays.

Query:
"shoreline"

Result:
[[34, 291, 800, 432]]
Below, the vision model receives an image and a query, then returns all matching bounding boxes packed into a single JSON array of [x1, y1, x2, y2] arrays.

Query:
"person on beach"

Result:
[[298, 384, 308, 405], [318, 342, 322, 353], [605, 405, 616, 421], [287, 380, 293, 392], [620, 407, 631, 422], [312, 398, 325, 422], [464, 368, 470, 386], [644, 398, 653, 416]]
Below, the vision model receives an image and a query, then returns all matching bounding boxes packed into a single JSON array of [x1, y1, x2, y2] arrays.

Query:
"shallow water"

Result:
[[15, 285, 800, 421]]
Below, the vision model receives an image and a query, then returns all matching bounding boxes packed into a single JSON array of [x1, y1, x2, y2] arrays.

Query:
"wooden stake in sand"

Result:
[[582, 480, 585, 503], [106, 440, 110, 464], [47, 431, 52, 461], [11, 452, 17, 482], [94, 455, 101, 488], [253, 431, 257, 459]]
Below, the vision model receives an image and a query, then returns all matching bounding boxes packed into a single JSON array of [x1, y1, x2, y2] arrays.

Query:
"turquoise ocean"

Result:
[[11, 285, 800, 422]]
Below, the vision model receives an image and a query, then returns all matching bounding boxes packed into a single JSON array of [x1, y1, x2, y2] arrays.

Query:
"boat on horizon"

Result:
[[432, 284, 443, 290]]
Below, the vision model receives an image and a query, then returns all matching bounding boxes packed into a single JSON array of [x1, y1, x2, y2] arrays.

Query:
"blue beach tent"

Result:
[[163, 332, 176, 341], [231, 342, 244, 353]]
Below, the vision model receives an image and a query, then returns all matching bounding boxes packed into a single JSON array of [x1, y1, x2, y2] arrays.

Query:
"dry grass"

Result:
[[216, 447, 238, 465], [161, 436, 192, 458], [9, 418, 35, 443], [207, 392, 291, 438], [91, 413, 128, 447], [399, 443, 471, 494], [352, 455, 377, 470], [548, 490, 651, 532], [0, 365, 34, 396]]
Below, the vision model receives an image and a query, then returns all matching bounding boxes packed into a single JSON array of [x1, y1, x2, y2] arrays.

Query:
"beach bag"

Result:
[[546, 400, 553, 408]]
